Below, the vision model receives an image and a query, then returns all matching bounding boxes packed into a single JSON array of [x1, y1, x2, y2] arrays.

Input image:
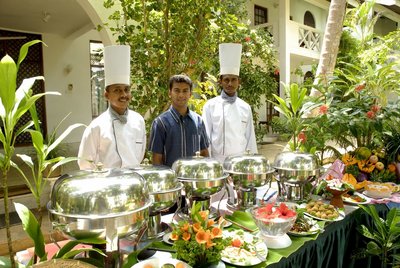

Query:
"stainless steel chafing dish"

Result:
[[172, 152, 228, 216], [224, 151, 275, 210], [273, 151, 320, 201], [47, 168, 152, 257], [132, 159, 182, 239]]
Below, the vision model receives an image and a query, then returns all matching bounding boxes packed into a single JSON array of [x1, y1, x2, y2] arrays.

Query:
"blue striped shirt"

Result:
[[149, 106, 209, 167]]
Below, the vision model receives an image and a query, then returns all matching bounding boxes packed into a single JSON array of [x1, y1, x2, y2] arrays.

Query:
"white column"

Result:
[[278, 0, 291, 99]]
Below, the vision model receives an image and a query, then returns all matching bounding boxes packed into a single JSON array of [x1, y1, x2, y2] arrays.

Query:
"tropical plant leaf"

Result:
[[17, 40, 44, 68], [16, 154, 34, 170], [47, 123, 84, 154], [14, 202, 46, 260], [0, 54, 17, 114], [61, 248, 106, 259], [366, 241, 382, 256]]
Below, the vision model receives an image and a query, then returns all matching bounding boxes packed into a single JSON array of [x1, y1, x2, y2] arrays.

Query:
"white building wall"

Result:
[[42, 30, 102, 145], [290, 0, 328, 31]]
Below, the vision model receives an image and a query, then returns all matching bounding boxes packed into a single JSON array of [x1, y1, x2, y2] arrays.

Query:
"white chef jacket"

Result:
[[202, 95, 257, 163], [78, 108, 146, 170]]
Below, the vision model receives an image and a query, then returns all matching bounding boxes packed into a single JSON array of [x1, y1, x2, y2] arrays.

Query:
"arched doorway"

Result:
[[304, 11, 316, 28]]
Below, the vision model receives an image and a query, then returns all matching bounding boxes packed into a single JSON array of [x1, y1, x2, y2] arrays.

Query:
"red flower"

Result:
[[355, 83, 366, 92], [366, 111, 375, 119], [277, 203, 297, 219], [298, 132, 307, 144], [319, 104, 328, 115], [244, 36, 251, 42], [371, 104, 381, 113], [274, 69, 280, 76]]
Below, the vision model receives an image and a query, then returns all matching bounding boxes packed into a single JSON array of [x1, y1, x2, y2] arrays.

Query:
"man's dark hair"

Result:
[[169, 74, 193, 91]]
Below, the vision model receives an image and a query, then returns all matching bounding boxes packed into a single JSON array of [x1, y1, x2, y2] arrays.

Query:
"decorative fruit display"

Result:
[[341, 148, 398, 185]]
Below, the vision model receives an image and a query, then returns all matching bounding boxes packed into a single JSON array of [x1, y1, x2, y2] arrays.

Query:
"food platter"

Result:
[[221, 229, 268, 266], [288, 217, 323, 236], [299, 202, 345, 222], [132, 258, 191, 268], [162, 232, 174, 246], [304, 210, 345, 222], [342, 192, 371, 205], [363, 190, 391, 199]]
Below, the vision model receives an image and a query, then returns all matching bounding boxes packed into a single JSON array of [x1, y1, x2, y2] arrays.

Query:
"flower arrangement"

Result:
[[170, 202, 231, 267]]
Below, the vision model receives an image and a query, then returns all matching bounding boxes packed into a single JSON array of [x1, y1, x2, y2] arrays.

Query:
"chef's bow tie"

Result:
[[109, 108, 128, 124], [221, 90, 237, 103]]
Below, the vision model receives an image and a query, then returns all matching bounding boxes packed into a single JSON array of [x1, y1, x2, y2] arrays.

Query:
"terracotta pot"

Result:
[[326, 187, 348, 208]]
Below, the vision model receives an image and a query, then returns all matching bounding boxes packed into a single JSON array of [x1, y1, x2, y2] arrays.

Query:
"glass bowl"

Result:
[[250, 203, 297, 237]]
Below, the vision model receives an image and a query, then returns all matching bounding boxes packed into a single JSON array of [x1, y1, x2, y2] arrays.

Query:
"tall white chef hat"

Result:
[[104, 45, 130, 87], [219, 43, 242, 76]]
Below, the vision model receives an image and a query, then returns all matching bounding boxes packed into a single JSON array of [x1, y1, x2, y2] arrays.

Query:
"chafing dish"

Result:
[[273, 151, 320, 201], [132, 159, 182, 238], [172, 152, 228, 216], [47, 168, 152, 261], [224, 151, 275, 210]]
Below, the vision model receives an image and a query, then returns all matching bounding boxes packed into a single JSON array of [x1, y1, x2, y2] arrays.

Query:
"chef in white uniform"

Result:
[[78, 45, 146, 170], [202, 43, 257, 164]]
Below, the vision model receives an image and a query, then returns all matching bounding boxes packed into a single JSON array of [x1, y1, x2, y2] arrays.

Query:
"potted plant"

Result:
[[0, 40, 52, 267], [269, 82, 320, 151], [0, 40, 83, 267]]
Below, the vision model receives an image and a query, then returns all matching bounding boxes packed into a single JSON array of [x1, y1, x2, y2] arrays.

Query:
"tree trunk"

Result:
[[311, 0, 347, 96], [2, 171, 16, 268]]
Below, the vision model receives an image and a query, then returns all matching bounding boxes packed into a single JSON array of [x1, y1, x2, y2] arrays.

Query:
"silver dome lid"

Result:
[[133, 159, 181, 193], [172, 152, 228, 181], [273, 151, 320, 177], [49, 168, 151, 218], [223, 151, 274, 174]]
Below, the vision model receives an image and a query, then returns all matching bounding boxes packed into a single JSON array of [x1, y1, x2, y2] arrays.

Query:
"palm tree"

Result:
[[311, 0, 347, 96]]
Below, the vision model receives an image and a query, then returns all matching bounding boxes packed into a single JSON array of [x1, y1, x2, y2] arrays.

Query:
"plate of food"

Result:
[[363, 182, 393, 199], [162, 232, 174, 246], [131, 258, 191, 268], [288, 215, 323, 236], [300, 201, 345, 222], [342, 191, 371, 205], [221, 229, 268, 266]]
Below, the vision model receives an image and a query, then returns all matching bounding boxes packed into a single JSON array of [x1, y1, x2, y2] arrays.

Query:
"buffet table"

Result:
[[263, 203, 388, 268], [130, 203, 389, 268]]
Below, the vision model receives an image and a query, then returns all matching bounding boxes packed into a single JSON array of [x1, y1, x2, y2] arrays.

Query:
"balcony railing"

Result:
[[253, 21, 322, 53], [298, 24, 322, 52]]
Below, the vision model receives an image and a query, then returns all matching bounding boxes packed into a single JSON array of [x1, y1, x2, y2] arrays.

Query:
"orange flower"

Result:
[[195, 229, 210, 244], [180, 223, 190, 232], [207, 219, 215, 228], [206, 238, 215, 249], [182, 232, 191, 241], [170, 232, 179, 241], [210, 227, 222, 238], [199, 211, 208, 221], [193, 222, 202, 233], [388, 163, 396, 173], [342, 173, 357, 187], [358, 159, 375, 173], [319, 104, 328, 115], [342, 153, 357, 166]]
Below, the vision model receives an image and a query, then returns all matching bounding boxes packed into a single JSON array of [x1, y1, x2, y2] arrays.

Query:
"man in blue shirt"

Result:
[[149, 74, 209, 167]]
